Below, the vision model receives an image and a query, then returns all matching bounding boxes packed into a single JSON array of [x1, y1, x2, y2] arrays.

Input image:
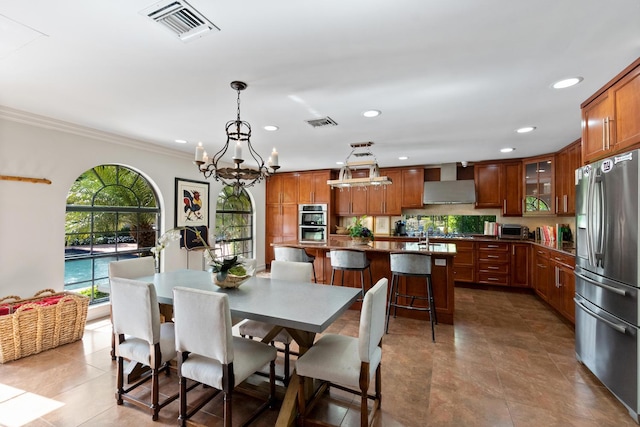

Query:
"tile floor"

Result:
[[0, 286, 637, 427]]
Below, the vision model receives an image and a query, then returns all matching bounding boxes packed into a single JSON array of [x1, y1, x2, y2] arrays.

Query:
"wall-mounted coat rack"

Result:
[[0, 175, 51, 185]]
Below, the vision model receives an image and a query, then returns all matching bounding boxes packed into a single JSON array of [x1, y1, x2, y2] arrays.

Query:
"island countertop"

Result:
[[275, 238, 457, 255]]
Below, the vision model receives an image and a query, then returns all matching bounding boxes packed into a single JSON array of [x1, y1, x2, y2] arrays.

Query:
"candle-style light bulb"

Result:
[[271, 148, 279, 166], [195, 142, 204, 162], [234, 142, 242, 160]]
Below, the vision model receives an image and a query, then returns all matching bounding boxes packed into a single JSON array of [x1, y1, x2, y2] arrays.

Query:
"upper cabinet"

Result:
[[401, 167, 425, 208], [298, 170, 331, 204], [474, 161, 522, 216], [555, 139, 581, 216], [266, 173, 299, 205], [334, 169, 369, 216], [582, 58, 640, 164], [367, 169, 403, 215], [523, 156, 554, 215]]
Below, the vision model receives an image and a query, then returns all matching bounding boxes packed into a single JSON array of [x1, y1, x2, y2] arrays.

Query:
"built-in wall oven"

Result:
[[299, 204, 327, 242]]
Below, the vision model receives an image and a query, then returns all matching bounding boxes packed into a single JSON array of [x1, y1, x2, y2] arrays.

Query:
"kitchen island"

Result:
[[273, 238, 457, 324]]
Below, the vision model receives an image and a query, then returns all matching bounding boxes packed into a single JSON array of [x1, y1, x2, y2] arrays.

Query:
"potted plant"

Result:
[[348, 215, 374, 244]]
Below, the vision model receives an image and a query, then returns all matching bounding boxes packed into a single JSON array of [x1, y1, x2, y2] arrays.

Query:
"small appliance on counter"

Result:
[[394, 220, 407, 236], [499, 224, 529, 240]]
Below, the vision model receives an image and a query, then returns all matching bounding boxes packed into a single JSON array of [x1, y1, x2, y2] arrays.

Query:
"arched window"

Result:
[[215, 186, 253, 259], [64, 165, 160, 304]]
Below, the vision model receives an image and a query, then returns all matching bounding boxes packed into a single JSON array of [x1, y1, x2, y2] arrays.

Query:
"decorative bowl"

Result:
[[212, 273, 251, 289], [351, 236, 372, 245], [336, 226, 349, 235]]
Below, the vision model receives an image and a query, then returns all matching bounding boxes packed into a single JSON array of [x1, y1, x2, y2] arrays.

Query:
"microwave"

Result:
[[299, 226, 327, 243], [499, 224, 529, 240], [299, 204, 327, 226]]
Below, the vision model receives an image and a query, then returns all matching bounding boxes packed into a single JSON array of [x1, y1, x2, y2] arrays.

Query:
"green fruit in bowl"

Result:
[[228, 265, 247, 276]]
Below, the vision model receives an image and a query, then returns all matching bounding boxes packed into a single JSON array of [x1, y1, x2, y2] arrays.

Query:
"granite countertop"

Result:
[[276, 238, 458, 255]]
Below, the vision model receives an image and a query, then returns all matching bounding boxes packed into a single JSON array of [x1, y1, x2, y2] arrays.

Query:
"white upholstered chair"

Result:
[[110, 277, 178, 420], [296, 277, 388, 427], [108, 257, 156, 359], [238, 260, 313, 384], [173, 286, 277, 427], [274, 246, 317, 282]]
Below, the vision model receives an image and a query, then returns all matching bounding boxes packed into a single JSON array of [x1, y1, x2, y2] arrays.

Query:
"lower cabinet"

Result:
[[510, 243, 530, 287], [477, 242, 510, 286], [532, 245, 575, 324]]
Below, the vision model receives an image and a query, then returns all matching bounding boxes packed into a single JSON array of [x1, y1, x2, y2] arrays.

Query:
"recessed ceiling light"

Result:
[[398, 156, 409, 160], [336, 161, 344, 165], [175, 139, 187, 144], [500, 147, 515, 153], [552, 77, 583, 89], [264, 125, 279, 131], [516, 126, 536, 133], [363, 110, 381, 118]]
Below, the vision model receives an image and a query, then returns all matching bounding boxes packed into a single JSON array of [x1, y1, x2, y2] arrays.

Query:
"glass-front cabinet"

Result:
[[523, 157, 554, 214]]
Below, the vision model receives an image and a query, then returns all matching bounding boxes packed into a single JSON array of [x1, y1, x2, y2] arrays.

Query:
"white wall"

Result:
[[0, 109, 266, 306]]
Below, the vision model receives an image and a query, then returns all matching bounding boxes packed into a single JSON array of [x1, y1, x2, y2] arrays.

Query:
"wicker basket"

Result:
[[0, 289, 89, 363]]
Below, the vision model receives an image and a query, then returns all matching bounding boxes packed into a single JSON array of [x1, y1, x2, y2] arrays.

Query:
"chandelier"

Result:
[[194, 81, 279, 192], [326, 142, 393, 189]]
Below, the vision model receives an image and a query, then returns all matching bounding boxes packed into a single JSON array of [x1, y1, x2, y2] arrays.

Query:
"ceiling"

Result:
[[1, 1, 639, 172]]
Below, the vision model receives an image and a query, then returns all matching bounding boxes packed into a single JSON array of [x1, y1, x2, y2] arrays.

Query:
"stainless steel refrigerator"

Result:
[[575, 148, 640, 423]]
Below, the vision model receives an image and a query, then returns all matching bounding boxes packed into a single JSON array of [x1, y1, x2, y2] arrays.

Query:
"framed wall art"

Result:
[[175, 178, 209, 228]]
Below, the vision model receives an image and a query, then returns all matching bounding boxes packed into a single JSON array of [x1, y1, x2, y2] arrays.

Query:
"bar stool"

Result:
[[385, 252, 437, 342], [274, 246, 317, 283], [329, 249, 373, 300]]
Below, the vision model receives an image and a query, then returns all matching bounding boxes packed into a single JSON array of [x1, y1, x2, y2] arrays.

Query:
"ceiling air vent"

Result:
[[141, 0, 220, 43], [306, 117, 338, 128]]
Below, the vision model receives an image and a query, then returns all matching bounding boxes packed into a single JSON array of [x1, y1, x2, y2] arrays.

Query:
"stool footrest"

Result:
[[387, 302, 431, 312]]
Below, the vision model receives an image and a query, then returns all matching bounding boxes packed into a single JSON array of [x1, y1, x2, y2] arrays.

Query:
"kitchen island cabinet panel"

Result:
[[273, 239, 457, 324]]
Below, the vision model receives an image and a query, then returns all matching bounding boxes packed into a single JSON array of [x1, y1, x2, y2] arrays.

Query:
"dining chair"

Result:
[[238, 260, 313, 385], [110, 277, 178, 421], [173, 286, 277, 427], [274, 246, 317, 282], [108, 256, 156, 360], [296, 277, 388, 427]]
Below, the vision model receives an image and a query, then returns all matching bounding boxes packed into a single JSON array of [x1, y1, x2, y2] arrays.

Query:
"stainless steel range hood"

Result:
[[422, 163, 476, 204]]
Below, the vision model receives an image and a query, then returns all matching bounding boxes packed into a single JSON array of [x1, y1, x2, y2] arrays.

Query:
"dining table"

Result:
[[135, 268, 361, 427]]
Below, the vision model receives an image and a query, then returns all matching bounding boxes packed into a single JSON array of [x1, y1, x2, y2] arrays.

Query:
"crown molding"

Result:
[[0, 105, 189, 159]]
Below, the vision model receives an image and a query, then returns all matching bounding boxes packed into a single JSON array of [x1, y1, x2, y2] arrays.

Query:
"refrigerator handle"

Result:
[[574, 297, 627, 334], [585, 168, 596, 267], [594, 173, 606, 268], [575, 271, 627, 296]]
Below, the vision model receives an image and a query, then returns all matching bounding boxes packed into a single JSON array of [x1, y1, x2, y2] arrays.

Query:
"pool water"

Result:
[[64, 253, 137, 290]]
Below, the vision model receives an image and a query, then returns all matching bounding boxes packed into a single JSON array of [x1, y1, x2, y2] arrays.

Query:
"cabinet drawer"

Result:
[[533, 247, 550, 259], [477, 250, 509, 263], [550, 252, 575, 268], [478, 261, 509, 273], [478, 271, 509, 286], [477, 242, 509, 251]]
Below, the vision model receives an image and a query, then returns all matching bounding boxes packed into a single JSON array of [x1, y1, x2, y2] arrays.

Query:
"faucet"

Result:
[[418, 231, 429, 246]]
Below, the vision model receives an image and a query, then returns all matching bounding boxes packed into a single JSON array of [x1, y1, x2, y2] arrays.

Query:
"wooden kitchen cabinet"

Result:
[[554, 139, 581, 216], [452, 240, 475, 283], [367, 169, 402, 215], [334, 170, 369, 216], [264, 203, 298, 264], [476, 241, 510, 286], [532, 246, 550, 300], [510, 243, 530, 287], [523, 156, 554, 215], [298, 170, 331, 204], [474, 161, 522, 215], [266, 172, 299, 205], [474, 163, 501, 208], [401, 167, 424, 208], [549, 251, 576, 323], [582, 58, 640, 164]]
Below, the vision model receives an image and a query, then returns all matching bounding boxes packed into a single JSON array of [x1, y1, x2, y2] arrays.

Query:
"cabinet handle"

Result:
[[605, 117, 612, 150], [487, 255, 499, 258], [555, 196, 559, 214], [487, 266, 500, 270], [503, 199, 506, 215], [487, 245, 499, 248], [564, 194, 568, 212], [602, 118, 607, 151], [487, 277, 500, 281]]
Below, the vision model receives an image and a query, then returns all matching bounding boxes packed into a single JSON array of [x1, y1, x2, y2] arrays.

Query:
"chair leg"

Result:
[[385, 275, 396, 334], [311, 262, 317, 283], [283, 343, 290, 386], [330, 268, 335, 286], [428, 274, 438, 325], [393, 276, 400, 319], [269, 360, 276, 407], [359, 270, 366, 299], [116, 356, 124, 405], [151, 368, 159, 421], [359, 362, 370, 427], [178, 368, 188, 427], [297, 374, 307, 425], [427, 275, 436, 342]]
